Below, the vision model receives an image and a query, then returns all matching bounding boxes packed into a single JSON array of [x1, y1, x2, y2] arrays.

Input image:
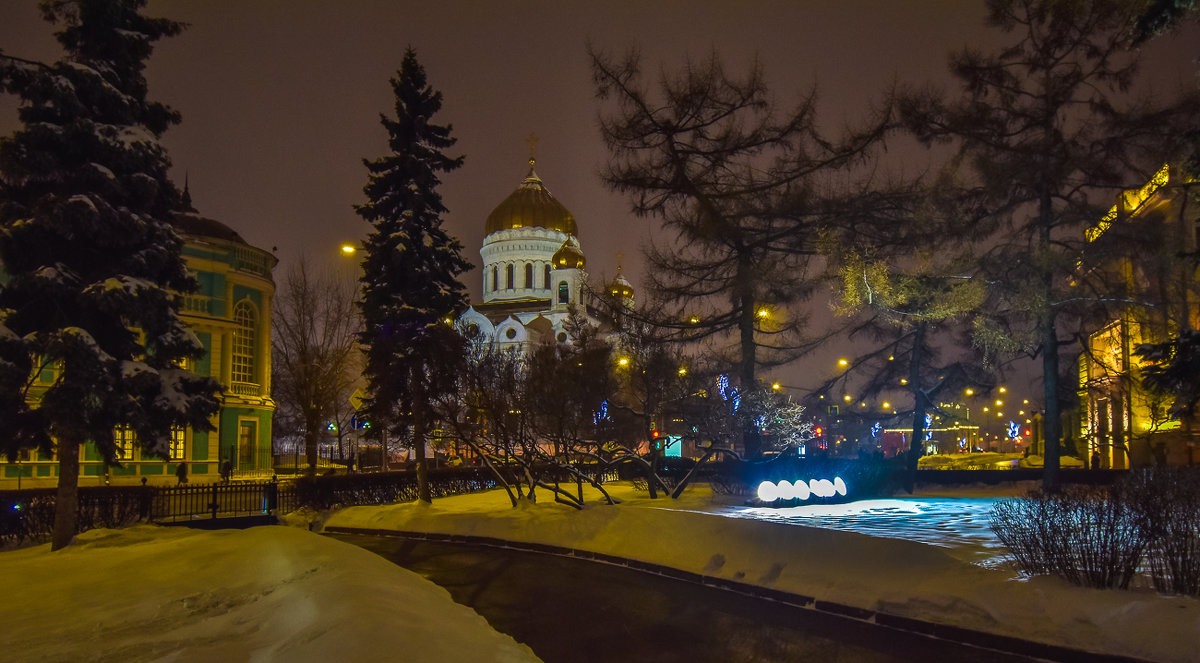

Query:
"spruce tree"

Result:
[[0, 0, 220, 549], [355, 49, 471, 502]]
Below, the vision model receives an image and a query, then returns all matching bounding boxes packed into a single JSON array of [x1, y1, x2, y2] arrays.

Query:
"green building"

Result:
[[1, 212, 276, 487]]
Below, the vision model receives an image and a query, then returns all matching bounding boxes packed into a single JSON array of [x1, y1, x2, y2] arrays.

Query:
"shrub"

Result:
[[1125, 467, 1200, 596], [990, 486, 1144, 589]]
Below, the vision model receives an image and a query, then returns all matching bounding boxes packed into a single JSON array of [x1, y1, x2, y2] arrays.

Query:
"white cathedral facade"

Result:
[[457, 159, 634, 349]]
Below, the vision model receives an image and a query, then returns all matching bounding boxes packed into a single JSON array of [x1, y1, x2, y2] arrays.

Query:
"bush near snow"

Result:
[[989, 467, 1200, 595]]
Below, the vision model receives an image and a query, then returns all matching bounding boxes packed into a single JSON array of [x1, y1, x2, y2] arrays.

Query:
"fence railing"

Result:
[[1, 482, 284, 547], [0, 468, 514, 547]]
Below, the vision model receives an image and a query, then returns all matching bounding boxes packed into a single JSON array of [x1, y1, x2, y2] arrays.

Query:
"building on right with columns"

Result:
[[1078, 164, 1200, 468]]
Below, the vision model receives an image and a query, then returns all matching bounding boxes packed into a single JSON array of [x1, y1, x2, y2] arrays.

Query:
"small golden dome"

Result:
[[552, 236, 586, 270], [608, 272, 634, 299], [484, 159, 578, 236]]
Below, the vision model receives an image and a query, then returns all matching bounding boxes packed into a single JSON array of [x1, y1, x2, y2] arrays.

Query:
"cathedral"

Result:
[[457, 158, 635, 348]]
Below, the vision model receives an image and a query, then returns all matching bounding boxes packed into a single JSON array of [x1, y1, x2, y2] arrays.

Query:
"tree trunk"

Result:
[[304, 412, 320, 476], [51, 435, 81, 551], [904, 324, 928, 494], [412, 374, 432, 503], [734, 250, 762, 458], [1041, 313, 1062, 491]]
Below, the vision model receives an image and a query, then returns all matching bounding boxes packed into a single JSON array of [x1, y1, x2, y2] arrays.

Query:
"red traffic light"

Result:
[[651, 430, 660, 439], [814, 426, 823, 437]]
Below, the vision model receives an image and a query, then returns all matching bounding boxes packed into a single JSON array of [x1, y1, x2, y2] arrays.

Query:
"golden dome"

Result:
[[608, 272, 635, 299], [484, 159, 578, 236], [552, 236, 586, 270]]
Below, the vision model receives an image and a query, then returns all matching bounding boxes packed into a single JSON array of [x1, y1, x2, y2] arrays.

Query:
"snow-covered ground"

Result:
[[3, 482, 1197, 662], [325, 482, 1199, 663], [1, 525, 539, 663]]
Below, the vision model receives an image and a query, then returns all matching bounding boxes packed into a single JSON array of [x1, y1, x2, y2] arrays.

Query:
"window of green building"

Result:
[[232, 301, 257, 384]]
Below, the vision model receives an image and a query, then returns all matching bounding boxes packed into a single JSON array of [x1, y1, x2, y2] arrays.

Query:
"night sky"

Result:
[[2, 0, 1197, 396]]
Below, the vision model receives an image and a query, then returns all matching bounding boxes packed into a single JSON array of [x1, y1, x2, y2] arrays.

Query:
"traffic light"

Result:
[[814, 426, 823, 437]]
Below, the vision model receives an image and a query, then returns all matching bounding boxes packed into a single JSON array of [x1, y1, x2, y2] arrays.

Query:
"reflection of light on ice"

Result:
[[728, 496, 1009, 566]]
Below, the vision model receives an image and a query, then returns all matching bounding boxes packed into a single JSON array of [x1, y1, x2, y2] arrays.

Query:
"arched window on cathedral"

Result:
[[543, 264, 551, 290], [492, 266, 499, 291], [524, 263, 533, 289], [506, 264, 514, 289], [232, 300, 257, 385], [558, 281, 569, 304]]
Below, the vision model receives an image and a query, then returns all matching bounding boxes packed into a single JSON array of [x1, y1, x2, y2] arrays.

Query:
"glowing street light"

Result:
[[340, 243, 357, 255], [771, 382, 782, 391], [838, 358, 849, 367], [678, 367, 688, 377], [965, 388, 974, 396], [843, 394, 852, 402], [995, 399, 1004, 406], [999, 386, 1007, 394], [617, 357, 630, 367]]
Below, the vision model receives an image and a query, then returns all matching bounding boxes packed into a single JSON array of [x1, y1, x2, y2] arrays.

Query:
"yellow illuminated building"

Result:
[[1079, 164, 1199, 467]]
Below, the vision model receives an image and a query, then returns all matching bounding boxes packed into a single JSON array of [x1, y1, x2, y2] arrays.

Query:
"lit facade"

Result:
[[458, 159, 631, 349], [1078, 164, 1200, 468], [1, 213, 277, 487]]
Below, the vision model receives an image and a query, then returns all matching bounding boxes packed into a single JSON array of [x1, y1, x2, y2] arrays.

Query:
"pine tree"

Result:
[[355, 49, 471, 502], [0, 0, 220, 550], [592, 48, 889, 457], [819, 172, 993, 491], [902, 0, 1198, 490]]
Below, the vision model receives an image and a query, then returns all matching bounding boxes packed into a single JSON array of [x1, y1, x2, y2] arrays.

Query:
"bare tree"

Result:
[[272, 257, 361, 475]]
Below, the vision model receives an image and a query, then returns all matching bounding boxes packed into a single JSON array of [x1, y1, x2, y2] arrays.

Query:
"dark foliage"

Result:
[[0, 0, 220, 549], [591, 48, 888, 457], [355, 48, 471, 499], [901, 0, 1199, 490]]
